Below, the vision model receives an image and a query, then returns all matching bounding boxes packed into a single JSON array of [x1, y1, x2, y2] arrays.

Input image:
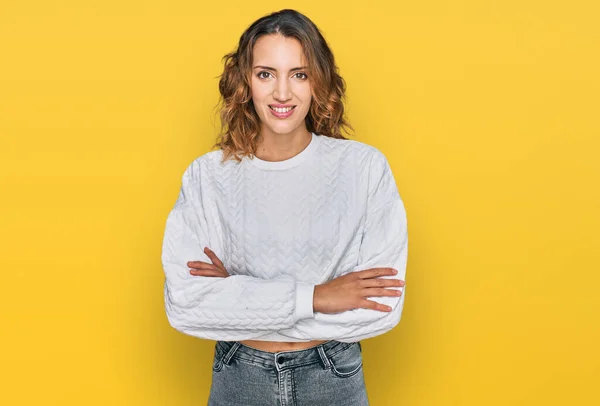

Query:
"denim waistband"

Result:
[[215, 340, 361, 371]]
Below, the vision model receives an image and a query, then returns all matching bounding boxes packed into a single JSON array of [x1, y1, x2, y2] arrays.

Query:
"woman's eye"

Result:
[[257, 71, 307, 80]]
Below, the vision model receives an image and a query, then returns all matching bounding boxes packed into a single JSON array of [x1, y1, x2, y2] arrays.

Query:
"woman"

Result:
[[161, 9, 408, 406]]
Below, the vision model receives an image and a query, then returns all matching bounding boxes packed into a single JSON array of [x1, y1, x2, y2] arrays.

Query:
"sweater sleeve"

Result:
[[277, 150, 408, 342], [161, 159, 315, 341]]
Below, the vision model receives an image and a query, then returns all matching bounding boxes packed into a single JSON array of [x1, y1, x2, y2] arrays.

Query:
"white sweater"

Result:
[[161, 132, 408, 342]]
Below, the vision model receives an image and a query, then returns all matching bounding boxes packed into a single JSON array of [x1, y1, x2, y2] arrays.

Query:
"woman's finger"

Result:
[[204, 247, 226, 270], [362, 287, 403, 297], [359, 299, 393, 312], [187, 260, 212, 268], [187, 261, 217, 270], [190, 269, 227, 277], [359, 278, 405, 288], [356, 268, 397, 279]]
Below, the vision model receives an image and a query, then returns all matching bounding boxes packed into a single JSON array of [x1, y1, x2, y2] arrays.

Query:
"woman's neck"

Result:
[[254, 128, 312, 162]]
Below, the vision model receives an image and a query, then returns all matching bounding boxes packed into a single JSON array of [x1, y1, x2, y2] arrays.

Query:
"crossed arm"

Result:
[[161, 152, 408, 342]]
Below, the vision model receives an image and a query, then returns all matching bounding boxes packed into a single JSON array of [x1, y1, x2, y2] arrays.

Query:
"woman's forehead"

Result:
[[252, 35, 306, 68]]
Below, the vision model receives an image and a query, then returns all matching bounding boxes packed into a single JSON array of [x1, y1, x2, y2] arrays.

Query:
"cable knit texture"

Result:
[[161, 132, 408, 342]]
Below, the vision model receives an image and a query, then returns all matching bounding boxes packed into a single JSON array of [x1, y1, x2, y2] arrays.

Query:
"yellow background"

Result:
[[1, 1, 598, 405]]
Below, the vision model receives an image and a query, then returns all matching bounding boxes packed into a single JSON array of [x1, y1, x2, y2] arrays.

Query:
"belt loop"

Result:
[[317, 345, 331, 370], [222, 342, 241, 365]]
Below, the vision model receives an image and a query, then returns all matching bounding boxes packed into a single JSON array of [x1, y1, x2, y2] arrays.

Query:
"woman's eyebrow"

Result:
[[253, 65, 308, 72]]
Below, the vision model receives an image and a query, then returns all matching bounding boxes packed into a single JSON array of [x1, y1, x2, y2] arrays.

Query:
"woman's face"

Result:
[[251, 34, 312, 137]]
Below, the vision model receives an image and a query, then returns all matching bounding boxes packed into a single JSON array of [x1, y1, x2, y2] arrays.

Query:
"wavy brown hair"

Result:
[[211, 9, 355, 163]]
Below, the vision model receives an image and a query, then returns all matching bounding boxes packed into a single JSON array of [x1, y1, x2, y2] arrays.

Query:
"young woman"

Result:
[[161, 9, 408, 405]]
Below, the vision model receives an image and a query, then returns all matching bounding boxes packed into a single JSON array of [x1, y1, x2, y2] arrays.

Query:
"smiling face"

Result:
[[251, 34, 312, 138]]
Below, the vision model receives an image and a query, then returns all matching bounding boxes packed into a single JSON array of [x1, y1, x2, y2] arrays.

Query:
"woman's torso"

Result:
[[196, 133, 378, 343], [239, 339, 329, 352]]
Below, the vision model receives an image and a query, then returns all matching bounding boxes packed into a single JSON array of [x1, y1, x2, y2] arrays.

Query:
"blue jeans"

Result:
[[208, 340, 370, 405]]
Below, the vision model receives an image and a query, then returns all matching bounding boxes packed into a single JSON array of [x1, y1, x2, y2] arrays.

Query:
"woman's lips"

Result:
[[269, 105, 296, 119]]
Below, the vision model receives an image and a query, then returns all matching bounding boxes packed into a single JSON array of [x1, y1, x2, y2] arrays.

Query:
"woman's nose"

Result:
[[273, 77, 292, 101]]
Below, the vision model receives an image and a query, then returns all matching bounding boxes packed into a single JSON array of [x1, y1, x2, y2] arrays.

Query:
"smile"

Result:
[[268, 105, 296, 118], [269, 106, 296, 113]]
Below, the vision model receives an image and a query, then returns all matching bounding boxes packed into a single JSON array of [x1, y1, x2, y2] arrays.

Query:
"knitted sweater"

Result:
[[161, 132, 408, 342]]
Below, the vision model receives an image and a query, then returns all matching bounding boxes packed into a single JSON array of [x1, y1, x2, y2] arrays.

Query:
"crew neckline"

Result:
[[248, 132, 319, 170]]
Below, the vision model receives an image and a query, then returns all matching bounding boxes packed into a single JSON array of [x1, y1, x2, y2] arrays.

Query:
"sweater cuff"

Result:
[[295, 282, 315, 320]]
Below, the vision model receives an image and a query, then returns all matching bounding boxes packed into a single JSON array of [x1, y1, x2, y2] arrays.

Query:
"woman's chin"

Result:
[[262, 121, 304, 135]]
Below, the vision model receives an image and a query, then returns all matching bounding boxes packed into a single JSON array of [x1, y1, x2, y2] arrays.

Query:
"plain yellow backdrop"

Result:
[[1, 1, 599, 405]]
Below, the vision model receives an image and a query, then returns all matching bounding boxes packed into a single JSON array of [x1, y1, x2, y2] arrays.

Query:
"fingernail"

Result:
[[393, 269, 398, 274]]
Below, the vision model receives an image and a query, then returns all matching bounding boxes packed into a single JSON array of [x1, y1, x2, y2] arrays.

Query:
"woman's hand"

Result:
[[187, 247, 230, 278], [313, 268, 405, 314]]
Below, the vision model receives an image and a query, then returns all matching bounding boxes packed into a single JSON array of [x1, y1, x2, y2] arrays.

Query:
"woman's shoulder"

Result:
[[176, 149, 227, 185], [317, 134, 388, 167], [186, 148, 236, 170]]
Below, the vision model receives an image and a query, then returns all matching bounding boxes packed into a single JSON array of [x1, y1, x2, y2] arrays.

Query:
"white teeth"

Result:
[[270, 106, 293, 113]]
